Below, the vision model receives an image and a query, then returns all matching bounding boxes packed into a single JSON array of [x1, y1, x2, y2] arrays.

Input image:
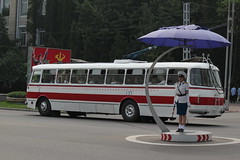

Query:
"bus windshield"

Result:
[[190, 68, 222, 87], [211, 70, 222, 88]]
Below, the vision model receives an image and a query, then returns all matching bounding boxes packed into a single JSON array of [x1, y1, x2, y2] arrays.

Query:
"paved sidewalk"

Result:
[[229, 101, 240, 112]]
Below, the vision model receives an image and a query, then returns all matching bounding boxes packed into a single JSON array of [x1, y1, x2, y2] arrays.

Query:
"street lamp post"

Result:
[[145, 46, 182, 132], [224, 0, 235, 110]]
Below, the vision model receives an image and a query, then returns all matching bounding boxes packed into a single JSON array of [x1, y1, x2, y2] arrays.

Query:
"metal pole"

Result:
[[224, 0, 231, 110], [183, 2, 191, 60], [227, 0, 235, 109], [145, 46, 182, 133], [27, 46, 33, 83]]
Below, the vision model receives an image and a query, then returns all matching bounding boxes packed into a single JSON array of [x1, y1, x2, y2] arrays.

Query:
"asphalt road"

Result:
[[0, 106, 240, 160]]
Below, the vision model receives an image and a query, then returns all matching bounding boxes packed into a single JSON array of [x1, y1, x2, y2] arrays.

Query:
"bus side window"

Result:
[[41, 69, 56, 83], [30, 70, 42, 83], [125, 69, 145, 85], [71, 69, 87, 84], [167, 69, 187, 85], [106, 69, 124, 85], [56, 69, 71, 84], [88, 69, 106, 84], [149, 68, 167, 85]]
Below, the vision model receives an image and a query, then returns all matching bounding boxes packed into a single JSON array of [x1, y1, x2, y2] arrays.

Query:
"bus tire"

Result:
[[121, 100, 140, 122], [37, 98, 52, 116]]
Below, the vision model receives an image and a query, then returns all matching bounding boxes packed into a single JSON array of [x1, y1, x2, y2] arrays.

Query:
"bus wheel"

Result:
[[38, 98, 52, 116], [121, 100, 140, 122]]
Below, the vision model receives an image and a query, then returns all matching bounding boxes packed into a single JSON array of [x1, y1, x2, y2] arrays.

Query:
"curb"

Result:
[[161, 130, 212, 142], [0, 107, 37, 112]]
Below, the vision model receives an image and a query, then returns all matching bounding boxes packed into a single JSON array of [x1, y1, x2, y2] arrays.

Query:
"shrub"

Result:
[[7, 91, 26, 98]]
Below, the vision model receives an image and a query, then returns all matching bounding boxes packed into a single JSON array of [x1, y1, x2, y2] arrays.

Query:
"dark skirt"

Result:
[[176, 102, 188, 115]]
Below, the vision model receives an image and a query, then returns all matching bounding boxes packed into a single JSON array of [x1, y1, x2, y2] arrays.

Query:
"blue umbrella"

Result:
[[139, 24, 230, 133], [138, 24, 230, 48]]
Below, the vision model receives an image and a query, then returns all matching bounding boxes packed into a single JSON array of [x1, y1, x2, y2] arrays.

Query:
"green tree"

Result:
[[1, 14, 26, 92], [45, 0, 75, 48], [0, 49, 26, 92], [27, 0, 43, 46], [27, 0, 240, 86], [0, 14, 11, 47]]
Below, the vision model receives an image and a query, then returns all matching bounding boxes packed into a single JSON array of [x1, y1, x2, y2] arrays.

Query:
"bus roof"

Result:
[[32, 61, 219, 71]]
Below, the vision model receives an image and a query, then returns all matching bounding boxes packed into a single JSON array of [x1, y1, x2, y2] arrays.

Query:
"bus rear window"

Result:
[[71, 69, 88, 84], [190, 68, 213, 87], [106, 69, 124, 85], [125, 69, 145, 84], [88, 69, 106, 84], [31, 70, 42, 83], [167, 69, 187, 85]]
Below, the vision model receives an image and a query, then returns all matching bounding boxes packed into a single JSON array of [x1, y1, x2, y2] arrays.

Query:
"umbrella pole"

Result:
[[145, 46, 182, 133]]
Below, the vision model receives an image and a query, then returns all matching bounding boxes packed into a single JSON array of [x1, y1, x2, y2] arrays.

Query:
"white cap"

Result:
[[178, 71, 187, 78]]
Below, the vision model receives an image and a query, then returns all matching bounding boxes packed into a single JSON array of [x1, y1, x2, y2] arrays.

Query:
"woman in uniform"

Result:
[[174, 71, 190, 132]]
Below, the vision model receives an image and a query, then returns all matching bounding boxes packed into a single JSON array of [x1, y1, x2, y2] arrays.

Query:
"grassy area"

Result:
[[0, 101, 29, 110]]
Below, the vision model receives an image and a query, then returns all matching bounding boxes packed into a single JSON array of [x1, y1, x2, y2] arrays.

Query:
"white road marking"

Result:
[[125, 134, 240, 147]]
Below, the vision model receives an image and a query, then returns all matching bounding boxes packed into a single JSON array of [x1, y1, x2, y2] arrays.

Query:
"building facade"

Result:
[[0, 0, 28, 46], [0, 0, 45, 46]]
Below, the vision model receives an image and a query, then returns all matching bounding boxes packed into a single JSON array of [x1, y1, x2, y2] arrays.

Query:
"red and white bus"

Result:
[[26, 60, 225, 121]]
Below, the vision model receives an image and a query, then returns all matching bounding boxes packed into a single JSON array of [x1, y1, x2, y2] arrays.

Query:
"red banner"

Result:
[[31, 47, 71, 67]]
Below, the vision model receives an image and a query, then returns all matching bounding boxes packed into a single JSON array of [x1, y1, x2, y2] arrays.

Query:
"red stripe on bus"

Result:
[[27, 92, 170, 103], [27, 92, 224, 105]]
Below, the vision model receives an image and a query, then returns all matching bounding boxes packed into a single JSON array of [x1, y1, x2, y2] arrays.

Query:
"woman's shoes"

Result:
[[176, 128, 184, 132]]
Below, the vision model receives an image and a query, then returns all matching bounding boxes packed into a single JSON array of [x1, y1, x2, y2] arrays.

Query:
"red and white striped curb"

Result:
[[197, 134, 210, 142], [161, 134, 172, 141], [160, 130, 212, 142]]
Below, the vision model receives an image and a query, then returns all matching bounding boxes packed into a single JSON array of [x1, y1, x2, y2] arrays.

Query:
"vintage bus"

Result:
[[26, 60, 225, 121]]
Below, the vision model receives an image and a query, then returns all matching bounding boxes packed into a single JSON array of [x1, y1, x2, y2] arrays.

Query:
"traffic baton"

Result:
[[170, 103, 176, 120]]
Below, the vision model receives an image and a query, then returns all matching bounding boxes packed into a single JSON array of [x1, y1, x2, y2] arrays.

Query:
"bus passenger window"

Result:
[[167, 69, 187, 85], [88, 69, 106, 84], [106, 69, 124, 85], [71, 69, 87, 84], [31, 70, 42, 83], [56, 69, 71, 83], [149, 69, 167, 85], [125, 69, 145, 85], [41, 69, 56, 83]]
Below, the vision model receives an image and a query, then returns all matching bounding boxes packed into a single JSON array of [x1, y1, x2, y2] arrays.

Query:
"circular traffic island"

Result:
[[126, 133, 240, 146]]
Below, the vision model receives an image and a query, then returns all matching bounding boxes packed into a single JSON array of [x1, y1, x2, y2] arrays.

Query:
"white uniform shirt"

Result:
[[174, 81, 190, 104]]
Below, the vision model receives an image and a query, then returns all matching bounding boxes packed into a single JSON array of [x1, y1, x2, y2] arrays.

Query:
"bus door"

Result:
[[29, 70, 42, 93]]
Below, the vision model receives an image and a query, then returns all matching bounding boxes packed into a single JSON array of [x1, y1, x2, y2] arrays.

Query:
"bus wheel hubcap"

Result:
[[40, 102, 48, 111], [125, 105, 135, 117]]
